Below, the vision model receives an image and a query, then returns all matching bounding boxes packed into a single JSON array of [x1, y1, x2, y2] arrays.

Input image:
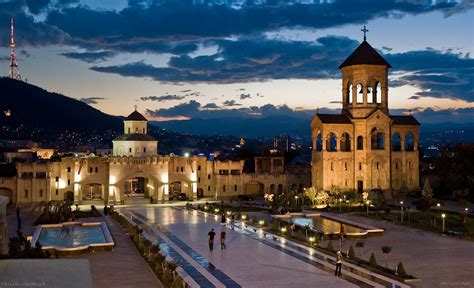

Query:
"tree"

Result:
[[348, 245, 356, 259], [355, 241, 364, 256], [369, 253, 378, 267], [326, 241, 334, 252], [315, 190, 329, 205], [421, 178, 433, 200], [381, 246, 392, 268], [305, 187, 317, 206], [396, 262, 407, 277]]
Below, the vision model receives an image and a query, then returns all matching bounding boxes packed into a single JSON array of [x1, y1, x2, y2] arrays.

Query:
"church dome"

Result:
[[125, 110, 147, 121], [339, 41, 391, 69]]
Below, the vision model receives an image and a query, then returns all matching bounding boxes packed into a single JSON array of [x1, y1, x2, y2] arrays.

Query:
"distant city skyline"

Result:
[[0, 0, 473, 123]]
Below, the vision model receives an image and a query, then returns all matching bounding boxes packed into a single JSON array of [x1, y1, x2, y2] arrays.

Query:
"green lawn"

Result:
[[359, 210, 474, 240]]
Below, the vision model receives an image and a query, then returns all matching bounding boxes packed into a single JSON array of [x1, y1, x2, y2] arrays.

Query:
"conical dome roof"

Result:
[[339, 41, 391, 69], [125, 110, 147, 121]]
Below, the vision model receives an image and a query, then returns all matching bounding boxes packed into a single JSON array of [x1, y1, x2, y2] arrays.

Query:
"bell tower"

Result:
[[340, 26, 391, 118]]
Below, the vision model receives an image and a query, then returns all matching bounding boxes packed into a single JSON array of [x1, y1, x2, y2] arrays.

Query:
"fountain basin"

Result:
[[31, 222, 114, 255]]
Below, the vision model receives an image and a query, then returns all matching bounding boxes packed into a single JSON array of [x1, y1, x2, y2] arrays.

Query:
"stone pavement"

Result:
[[71, 216, 163, 288], [324, 212, 474, 288], [121, 206, 360, 288]]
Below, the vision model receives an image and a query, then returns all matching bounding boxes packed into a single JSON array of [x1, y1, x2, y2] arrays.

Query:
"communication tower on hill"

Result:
[[8, 17, 21, 80]]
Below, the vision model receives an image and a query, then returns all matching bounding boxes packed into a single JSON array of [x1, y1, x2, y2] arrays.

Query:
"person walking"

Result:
[[220, 230, 226, 250], [230, 212, 235, 230], [335, 250, 343, 277], [150, 196, 154, 204], [208, 229, 216, 251], [221, 212, 226, 225]]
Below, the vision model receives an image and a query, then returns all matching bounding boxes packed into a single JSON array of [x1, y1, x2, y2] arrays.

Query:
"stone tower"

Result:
[[310, 35, 420, 197]]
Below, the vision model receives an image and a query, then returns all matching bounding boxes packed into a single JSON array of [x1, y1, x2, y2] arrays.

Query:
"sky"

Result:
[[0, 0, 473, 123]]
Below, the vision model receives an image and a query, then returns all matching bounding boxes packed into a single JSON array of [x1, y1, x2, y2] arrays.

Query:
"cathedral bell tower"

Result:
[[340, 27, 391, 118]]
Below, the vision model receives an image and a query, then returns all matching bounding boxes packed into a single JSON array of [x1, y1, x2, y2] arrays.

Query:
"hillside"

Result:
[[152, 116, 310, 139], [0, 77, 122, 131]]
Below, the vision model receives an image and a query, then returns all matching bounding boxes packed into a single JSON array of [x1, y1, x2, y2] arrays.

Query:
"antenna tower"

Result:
[[8, 17, 21, 80]]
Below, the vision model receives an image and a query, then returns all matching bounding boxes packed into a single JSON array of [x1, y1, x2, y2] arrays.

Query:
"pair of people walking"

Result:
[[208, 228, 226, 251]]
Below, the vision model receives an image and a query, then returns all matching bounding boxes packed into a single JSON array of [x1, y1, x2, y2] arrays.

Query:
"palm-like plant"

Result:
[[381, 246, 392, 268]]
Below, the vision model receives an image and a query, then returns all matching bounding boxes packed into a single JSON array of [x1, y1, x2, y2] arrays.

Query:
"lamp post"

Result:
[[295, 195, 299, 206], [441, 213, 446, 233], [437, 203, 440, 212], [400, 201, 404, 223], [339, 198, 342, 213], [366, 200, 370, 216]]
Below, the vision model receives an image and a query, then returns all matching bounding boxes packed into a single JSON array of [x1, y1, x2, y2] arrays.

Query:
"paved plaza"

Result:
[[121, 206, 378, 288], [327, 213, 474, 288]]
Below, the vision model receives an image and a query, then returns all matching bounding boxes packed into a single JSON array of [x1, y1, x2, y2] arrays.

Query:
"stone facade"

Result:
[[0, 196, 7, 254], [311, 40, 420, 195], [1, 111, 310, 206]]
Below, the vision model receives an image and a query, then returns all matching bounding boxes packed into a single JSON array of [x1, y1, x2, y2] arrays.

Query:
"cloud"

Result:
[[404, 107, 474, 124], [222, 100, 242, 107], [0, 2, 68, 47], [382, 46, 393, 52], [387, 48, 474, 101], [240, 93, 251, 100], [61, 51, 117, 63], [91, 35, 474, 102], [45, 0, 466, 47], [20, 50, 31, 58], [140, 95, 185, 102], [90, 35, 358, 83], [78, 97, 105, 105], [329, 100, 343, 104], [408, 96, 420, 100], [146, 100, 319, 120], [26, 0, 51, 15], [202, 103, 219, 109]]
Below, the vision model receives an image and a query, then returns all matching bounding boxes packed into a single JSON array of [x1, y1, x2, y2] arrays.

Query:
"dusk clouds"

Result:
[[0, 0, 472, 124]]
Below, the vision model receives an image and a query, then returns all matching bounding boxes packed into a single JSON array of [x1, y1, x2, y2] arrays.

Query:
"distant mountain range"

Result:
[[1, 77, 472, 146], [152, 118, 474, 142], [152, 116, 310, 139], [0, 77, 122, 132]]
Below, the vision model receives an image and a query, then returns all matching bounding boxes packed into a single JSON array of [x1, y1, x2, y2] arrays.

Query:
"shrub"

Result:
[[348, 245, 356, 259], [251, 215, 258, 224], [296, 230, 305, 241], [162, 269, 174, 285], [369, 253, 378, 268], [397, 261, 407, 277], [155, 263, 164, 277], [326, 241, 334, 252], [271, 219, 280, 232], [171, 276, 184, 288], [414, 199, 431, 212]]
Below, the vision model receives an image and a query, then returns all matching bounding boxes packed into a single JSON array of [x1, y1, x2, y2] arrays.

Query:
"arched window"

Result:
[[316, 133, 322, 151], [357, 136, 363, 150], [371, 128, 384, 150], [375, 82, 382, 103], [348, 84, 353, 104], [326, 133, 337, 152], [356, 84, 363, 103], [367, 85, 374, 103], [405, 132, 415, 151], [340, 133, 351, 151], [392, 133, 401, 151]]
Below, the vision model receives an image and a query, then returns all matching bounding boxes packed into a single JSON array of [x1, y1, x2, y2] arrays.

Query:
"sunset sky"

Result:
[[0, 0, 473, 123]]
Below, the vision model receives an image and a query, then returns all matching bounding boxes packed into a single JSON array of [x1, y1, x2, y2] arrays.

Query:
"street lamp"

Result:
[[400, 201, 404, 223], [295, 195, 299, 206], [441, 213, 446, 233], [366, 200, 370, 215], [437, 203, 441, 212], [339, 198, 342, 213]]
